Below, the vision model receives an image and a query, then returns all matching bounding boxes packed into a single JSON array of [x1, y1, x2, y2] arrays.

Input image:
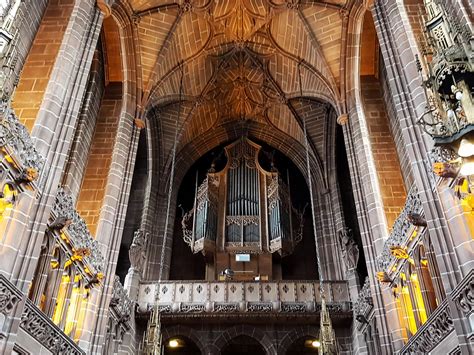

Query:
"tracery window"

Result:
[[392, 233, 443, 339], [29, 232, 89, 341]]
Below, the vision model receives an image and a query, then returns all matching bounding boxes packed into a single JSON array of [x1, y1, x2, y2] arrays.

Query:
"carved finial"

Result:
[[319, 298, 340, 354]]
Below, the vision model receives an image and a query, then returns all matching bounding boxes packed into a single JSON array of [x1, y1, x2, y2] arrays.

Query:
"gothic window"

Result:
[[392, 238, 441, 340]]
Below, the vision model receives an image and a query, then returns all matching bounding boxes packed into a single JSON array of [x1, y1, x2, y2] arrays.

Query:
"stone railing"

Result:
[[50, 188, 105, 277], [0, 274, 84, 355], [376, 185, 424, 272], [399, 298, 453, 354], [138, 280, 351, 316], [400, 270, 474, 354], [0, 273, 22, 316], [451, 269, 474, 318], [353, 277, 373, 329], [20, 298, 85, 355]]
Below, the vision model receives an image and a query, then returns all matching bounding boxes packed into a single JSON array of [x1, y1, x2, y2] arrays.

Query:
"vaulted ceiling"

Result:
[[110, 0, 364, 178]]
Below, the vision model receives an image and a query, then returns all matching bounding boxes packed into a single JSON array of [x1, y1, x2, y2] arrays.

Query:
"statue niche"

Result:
[[181, 138, 303, 280]]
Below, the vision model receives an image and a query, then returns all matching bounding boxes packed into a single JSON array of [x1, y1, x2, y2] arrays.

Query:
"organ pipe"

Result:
[[182, 138, 304, 256]]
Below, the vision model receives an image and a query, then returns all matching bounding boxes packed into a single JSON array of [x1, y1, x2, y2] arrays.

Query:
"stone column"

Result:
[[314, 190, 345, 281], [61, 49, 105, 200], [340, 109, 405, 354], [0, 0, 49, 100], [76, 5, 141, 351], [3, 0, 105, 292], [372, 1, 474, 352]]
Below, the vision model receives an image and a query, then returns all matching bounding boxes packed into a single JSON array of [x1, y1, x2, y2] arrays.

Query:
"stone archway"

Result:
[[276, 325, 319, 355], [213, 325, 277, 355], [161, 325, 207, 355], [221, 335, 266, 355]]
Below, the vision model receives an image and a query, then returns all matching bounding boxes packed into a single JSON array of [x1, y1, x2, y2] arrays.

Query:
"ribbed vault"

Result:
[[120, 0, 354, 175]]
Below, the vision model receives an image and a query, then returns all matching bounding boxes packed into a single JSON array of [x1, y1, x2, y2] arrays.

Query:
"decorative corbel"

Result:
[[134, 118, 146, 129], [337, 113, 348, 125], [97, 0, 112, 18]]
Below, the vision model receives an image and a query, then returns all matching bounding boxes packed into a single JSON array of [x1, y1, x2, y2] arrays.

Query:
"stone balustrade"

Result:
[[137, 280, 351, 316], [399, 269, 473, 354], [0, 274, 84, 355], [399, 298, 454, 354], [20, 298, 85, 355]]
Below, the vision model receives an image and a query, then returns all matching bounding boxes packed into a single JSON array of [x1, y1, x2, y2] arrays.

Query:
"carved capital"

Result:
[[134, 118, 146, 129], [97, 0, 112, 18], [337, 114, 348, 125]]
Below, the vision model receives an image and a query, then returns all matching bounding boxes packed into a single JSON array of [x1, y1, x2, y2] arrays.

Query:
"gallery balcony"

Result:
[[137, 280, 352, 322]]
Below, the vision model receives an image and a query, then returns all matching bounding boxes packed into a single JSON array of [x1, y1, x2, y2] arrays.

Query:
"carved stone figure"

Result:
[[338, 228, 359, 270], [129, 229, 148, 273]]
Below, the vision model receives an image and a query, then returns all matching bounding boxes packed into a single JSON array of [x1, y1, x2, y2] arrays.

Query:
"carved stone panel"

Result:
[[296, 283, 314, 302], [262, 283, 278, 302], [227, 283, 244, 302], [175, 283, 191, 303], [210, 282, 225, 302], [279, 282, 296, 302], [244, 283, 260, 302], [192, 283, 208, 303], [157, 283, 173, 303]]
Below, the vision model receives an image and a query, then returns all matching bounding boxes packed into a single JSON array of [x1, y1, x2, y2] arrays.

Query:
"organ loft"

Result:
[[181, 137, 305, 280]]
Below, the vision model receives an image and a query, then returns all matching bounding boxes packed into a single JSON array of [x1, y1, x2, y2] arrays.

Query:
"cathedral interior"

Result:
[[0, 0, 472, 354]]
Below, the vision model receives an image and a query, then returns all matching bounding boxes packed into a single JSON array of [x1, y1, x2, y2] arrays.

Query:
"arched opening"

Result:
[[285, 336, 321, 355], [117, 128, 148, 282], [221, 335, 265, 355], [335, 124, 368, 282], [163, 336, 201, 355], [169, 138, 317, 281]]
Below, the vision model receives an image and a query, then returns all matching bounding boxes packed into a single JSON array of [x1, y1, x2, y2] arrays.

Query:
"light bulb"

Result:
[[169, 339, 179, 348], [458, 138, 474, 158], [312, 340, 321, 348], [455, 90, 463, 101], [446, 109, 456, 119], [460, 162, 474, 176]]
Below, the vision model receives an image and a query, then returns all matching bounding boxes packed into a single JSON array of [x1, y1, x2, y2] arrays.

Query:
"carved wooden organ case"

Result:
[[182, 138, 303, 260]]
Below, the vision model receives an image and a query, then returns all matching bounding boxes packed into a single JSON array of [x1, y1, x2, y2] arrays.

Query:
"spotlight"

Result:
[[458, 138, 474, 158], [169, 339, 179, 348], [460, 161, 474, 176], [311, 340, 321, 348]]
